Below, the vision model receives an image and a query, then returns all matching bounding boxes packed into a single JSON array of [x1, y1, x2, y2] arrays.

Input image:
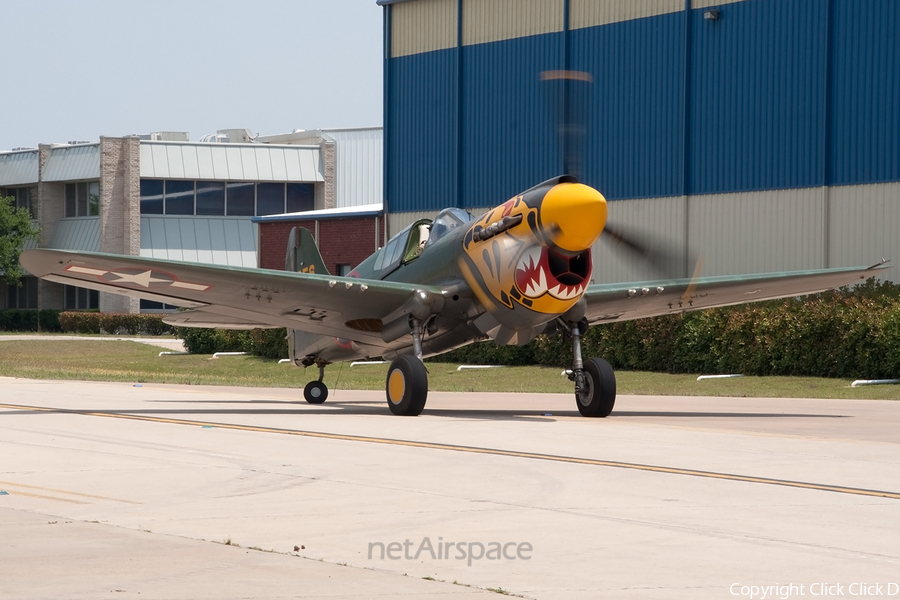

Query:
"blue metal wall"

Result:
[[384, 0, 900, 210], [570, 11, 686, 199], [690, 0, 827, 194], [386, 48, 459, 212], [461, 34, 565, 208], [829, 0, 900, 186]]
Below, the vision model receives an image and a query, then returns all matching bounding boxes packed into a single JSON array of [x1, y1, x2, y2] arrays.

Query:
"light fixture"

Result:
[[703, 9, 720, 20]]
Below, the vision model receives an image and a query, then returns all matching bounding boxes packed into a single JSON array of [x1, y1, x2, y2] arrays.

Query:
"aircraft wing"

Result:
[[582, 263, 890, 324], [19, 249, 445, 345]]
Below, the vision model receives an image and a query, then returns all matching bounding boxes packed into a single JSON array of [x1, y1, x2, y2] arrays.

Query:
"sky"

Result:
[[1, 0, 384, 150]]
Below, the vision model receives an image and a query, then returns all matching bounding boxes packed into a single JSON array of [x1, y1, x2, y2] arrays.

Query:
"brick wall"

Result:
[[259, 222, 296, 270], [98, 136, 141, 313], [259, 217, 383, 274]]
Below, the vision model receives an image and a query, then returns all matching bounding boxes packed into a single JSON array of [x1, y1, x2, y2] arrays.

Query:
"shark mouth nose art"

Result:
[[514, 246, 592, 300]]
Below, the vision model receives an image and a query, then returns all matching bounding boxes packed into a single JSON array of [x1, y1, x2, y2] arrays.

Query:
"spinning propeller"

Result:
[[541, 70, 700, 281]]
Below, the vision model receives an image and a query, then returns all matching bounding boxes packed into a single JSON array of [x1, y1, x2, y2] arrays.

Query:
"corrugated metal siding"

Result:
[[139, 142, 324, 182], [385, 0, 900, 226], [461, 33, 564, 207], [692, 0, 745, 8], [386, 49, 458, 212], [689, 0, 826, 194], [327, 128, 384, 208], [829, 0, 900, 185], [0, 150, 39, 186], [391, 0, 456, 57], [47, 217, 101, 252], [688, 188, 826, 275], [571, 12, 685, 199], [590, 195, 687, 284], [570, 0, 682, 29], [829, 182, 900, 272], [463, 0, 563, 45], [140, 216, 257, 267], [42, 145, 101, 182], [592, 188, 828, 284], [594, 185, 900, 284], [387, 210, 439, 238]]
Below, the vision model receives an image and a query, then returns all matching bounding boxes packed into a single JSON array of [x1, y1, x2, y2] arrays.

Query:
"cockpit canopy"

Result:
[[427, 208, 474, 247], [359, 208, 475, 279]]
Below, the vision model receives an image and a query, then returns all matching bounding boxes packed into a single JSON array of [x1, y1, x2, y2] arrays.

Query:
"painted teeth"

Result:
[[515, 247, 585, 300], [549, 283, 584, 300], [516, 247, 547, 298]]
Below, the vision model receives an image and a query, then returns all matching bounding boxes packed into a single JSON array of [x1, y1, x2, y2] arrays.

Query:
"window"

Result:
[[140, 179, 164, 214], [337, 264, 352, 276], [139, 179, 315, 216], [165, 180, 194, 215], [196, 181, 225, 215], [257, 182, 285, 216], [88, 182, 99, 215], [6, 277, 38, 309], [226, 181, 255, 216], [140, 299, 179, 311], [2, 187, 35, 218], [287, 183, 314, 213], [65, 182, 100, 217], [64, 285, 99, 310]]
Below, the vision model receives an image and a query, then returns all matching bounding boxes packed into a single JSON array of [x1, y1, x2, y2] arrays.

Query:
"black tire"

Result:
[[576, 357, 616, 417], [385, 355, 428, 416], [303, 380, 328, 404]]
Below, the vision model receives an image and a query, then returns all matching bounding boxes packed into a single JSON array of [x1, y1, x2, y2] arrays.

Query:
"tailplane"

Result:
[[285, 226, 330, 275]]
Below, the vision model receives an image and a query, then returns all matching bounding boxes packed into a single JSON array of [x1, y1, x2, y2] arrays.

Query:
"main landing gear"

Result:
[[303, 362, 328, 404], [385, 317, 428, 416], [561, 318, 616, 417], [301, 319, 430, 416]]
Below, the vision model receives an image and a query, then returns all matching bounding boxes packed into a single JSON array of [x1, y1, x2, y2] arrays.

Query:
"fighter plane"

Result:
[[19, 176, 888, 417], [18, 69, 892, 416]]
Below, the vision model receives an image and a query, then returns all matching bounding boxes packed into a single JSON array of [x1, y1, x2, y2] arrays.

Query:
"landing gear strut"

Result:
[[303, 361, 328, 404], [561, 318, 616, 417], [385, 317, 429, 416]]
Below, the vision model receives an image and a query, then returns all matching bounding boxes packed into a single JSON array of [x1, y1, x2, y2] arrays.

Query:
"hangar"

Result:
[[378, 0, 900, 284]]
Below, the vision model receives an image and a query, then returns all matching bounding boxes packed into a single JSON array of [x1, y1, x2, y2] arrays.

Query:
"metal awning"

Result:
[[0, 150, 39, 186], [139, 141, 324, 182], [140, 216, 258, 268]]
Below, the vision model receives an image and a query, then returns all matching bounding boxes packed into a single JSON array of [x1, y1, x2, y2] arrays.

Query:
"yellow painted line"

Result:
[[0, 481, 141, 505], [1, 489, 89, 504], [3, 402, 900, 501]]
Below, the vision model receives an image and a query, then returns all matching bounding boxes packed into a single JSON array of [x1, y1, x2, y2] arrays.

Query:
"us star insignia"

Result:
[[64, 265, 211, 291]]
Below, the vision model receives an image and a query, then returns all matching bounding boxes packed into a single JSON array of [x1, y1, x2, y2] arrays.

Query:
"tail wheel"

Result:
[[303, 380, 328, 404], [385, 355, 428, 416], [576, 357, 616, 417]]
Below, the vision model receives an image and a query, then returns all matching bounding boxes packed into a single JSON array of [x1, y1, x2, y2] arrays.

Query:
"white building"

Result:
[[0, 127, 382, 312]]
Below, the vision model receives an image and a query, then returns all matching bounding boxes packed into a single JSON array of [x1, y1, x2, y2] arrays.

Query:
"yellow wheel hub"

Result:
[[388, 369, 406, 404]]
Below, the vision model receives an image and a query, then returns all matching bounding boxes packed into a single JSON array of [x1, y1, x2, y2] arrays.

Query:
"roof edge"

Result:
[[253, 203, 384, 223]]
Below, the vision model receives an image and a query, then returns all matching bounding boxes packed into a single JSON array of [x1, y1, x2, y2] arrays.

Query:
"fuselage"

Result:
[[290, 176, 608, 364]]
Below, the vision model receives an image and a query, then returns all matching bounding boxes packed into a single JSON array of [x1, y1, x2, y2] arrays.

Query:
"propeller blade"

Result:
[[541, 70, 592, 181], [602, 222, 700, 280]]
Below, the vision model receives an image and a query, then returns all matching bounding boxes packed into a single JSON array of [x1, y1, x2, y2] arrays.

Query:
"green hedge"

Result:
[[433, 279, 900, 379], [172, 279, 900, 378], [57, 312, 173, 336], [176, 327, 288, 358], [0, 309, 62, 332]]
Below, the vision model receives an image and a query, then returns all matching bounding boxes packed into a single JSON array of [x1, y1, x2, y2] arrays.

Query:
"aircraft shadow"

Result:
[[1, 400, 847, 422], [612, 411, 846, 419]]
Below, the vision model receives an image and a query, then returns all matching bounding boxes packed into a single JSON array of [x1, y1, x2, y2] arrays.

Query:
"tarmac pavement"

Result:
[[1, 377, 899, 599]]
